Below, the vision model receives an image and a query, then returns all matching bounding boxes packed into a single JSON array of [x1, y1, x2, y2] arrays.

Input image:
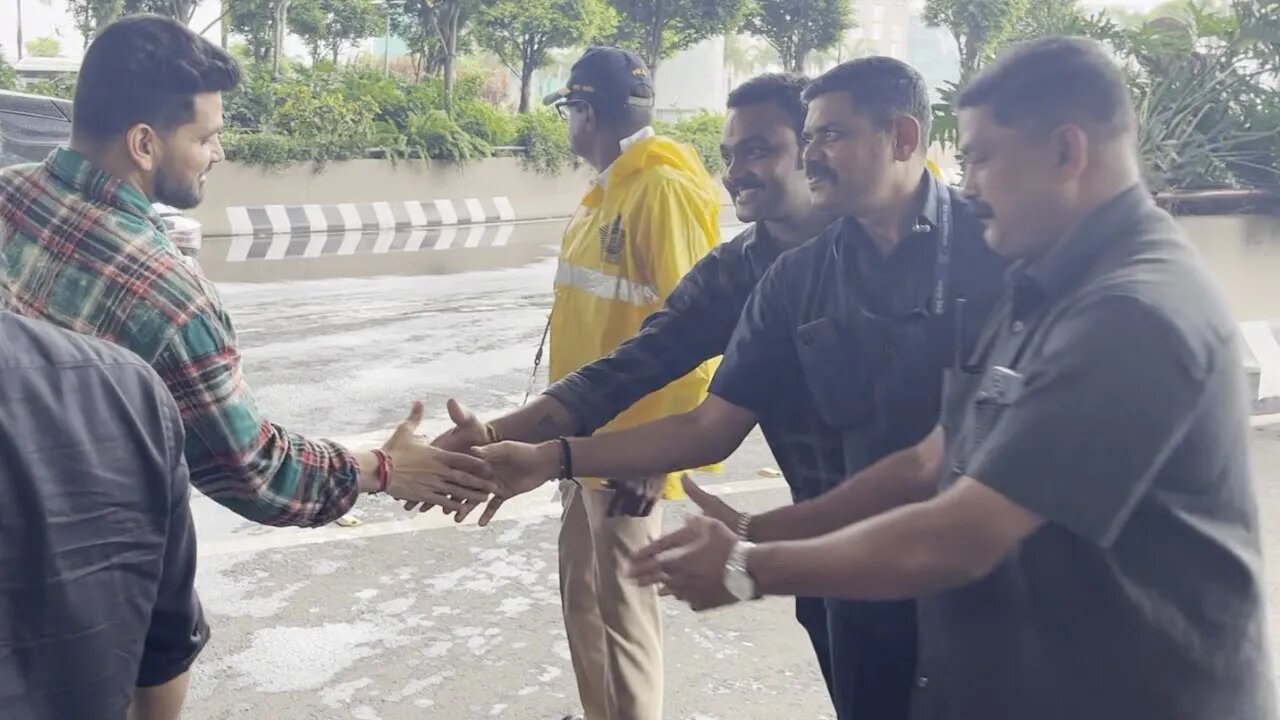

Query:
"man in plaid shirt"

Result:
[[431, 73, 844, 705], [0, 16, 495, 528]]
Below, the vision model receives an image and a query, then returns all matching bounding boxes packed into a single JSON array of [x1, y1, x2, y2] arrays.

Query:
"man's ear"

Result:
[[124, 123, 161, 173], [891, 114, 924, 161], [1050, 124, 1089, 180]]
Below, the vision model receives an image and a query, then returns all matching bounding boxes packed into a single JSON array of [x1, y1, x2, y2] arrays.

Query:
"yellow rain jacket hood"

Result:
[[549, 130, 723, 498]]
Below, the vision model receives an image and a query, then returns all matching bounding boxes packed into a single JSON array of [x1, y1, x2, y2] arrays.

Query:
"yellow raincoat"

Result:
[[549, 130, 723, 499]]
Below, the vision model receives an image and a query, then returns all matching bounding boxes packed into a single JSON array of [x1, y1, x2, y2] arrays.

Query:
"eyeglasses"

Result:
[[556, 100, 588, 120]]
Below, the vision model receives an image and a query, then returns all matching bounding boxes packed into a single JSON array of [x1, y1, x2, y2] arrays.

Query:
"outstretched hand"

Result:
[[379, 401, 498, 514], [403, 399, 494, 519]]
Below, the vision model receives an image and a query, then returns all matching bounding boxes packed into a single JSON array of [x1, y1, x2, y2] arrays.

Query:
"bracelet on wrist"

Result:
[[556, 436, 578, 485], [736, 511, 752, 541], [371, 448, 392, 494]]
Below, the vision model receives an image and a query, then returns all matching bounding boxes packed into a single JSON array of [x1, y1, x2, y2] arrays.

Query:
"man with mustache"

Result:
[[633, 37, 1276, 720], [432, 72, 838, 716], [474, 57, 1008, 719], [0, 16, 495, 527]]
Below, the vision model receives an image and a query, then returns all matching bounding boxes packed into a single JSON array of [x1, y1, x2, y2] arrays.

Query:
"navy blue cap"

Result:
[[543, 46, 656, 110]]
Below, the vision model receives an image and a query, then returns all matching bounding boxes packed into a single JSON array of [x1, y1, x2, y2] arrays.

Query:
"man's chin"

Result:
[[733, 204, 761, 224]]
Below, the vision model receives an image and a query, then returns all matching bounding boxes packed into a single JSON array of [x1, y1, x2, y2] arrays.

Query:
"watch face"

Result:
[[725, 568, 755, 601]]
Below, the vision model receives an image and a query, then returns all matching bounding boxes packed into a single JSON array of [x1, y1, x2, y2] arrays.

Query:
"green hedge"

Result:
[[219, 63, 726, 176]]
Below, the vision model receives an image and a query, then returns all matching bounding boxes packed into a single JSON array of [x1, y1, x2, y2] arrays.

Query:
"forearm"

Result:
[[186, 421, 360, 527], [489, 394, 579, 444], [748, 496, 985, 601], [749, 427, 944, 542], [128, 672, 189, 720], [544, 407, 748, 480]]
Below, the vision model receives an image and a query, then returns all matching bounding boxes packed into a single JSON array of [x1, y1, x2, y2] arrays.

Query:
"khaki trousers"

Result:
[[559, 481, 665, 720]]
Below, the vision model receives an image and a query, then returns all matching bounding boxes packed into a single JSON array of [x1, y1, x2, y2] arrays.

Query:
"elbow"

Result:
[[685, 408, 742, 466]]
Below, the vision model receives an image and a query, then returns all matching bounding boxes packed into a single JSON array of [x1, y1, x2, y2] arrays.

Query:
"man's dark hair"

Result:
[[957, 36, 1136, 139], [72, 15, 241, 142], [727, 73, 810, 142], [803, 57, 931, 149]]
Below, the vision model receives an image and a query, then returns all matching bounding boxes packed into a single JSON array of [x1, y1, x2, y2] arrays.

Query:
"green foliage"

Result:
[[228, 0, 277, 65], [221, 128, 300, 167], [608, 0, 751, 71], [454, 99, 517, 145], [924, 0, 1030, 79], [513, 110, 578, 174], [24, 75, 77, 100], [740, 0, 854, 73], [121, 0, 201, 24], [0, 51, 17, 91], [26, 37, 62, 58], [473, 0, 618, 112], [405, 109, 491, 162], [656, 112, 726, 175]]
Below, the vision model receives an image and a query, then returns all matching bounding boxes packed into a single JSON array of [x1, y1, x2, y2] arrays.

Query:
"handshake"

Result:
[[367, 399, 665, 526]]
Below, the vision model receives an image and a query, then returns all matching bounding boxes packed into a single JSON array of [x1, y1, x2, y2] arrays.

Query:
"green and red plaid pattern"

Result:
[[0, 148, 358, 527]]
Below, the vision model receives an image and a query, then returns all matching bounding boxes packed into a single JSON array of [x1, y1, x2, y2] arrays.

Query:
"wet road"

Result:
[[185, 220, 1280, 719]]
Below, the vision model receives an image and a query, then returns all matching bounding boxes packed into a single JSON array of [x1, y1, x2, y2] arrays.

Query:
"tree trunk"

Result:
[[787, 44, 805, 73], [440, 3, 460, 115], [332, 44, 340, 64], [519, 59, 534, 114], [272, 0, 289, 77]]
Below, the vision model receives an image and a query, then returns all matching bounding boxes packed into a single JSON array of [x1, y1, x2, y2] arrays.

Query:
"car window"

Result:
[[0, 109, 71, 166]]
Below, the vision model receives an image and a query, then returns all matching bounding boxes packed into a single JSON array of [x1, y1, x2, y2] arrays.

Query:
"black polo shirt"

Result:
[[711, 172, 1007, 719], [917, 186, 1276, 720]]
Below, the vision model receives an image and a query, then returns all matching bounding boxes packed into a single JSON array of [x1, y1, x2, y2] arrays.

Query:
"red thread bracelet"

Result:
[[371, 449, 392, 493]]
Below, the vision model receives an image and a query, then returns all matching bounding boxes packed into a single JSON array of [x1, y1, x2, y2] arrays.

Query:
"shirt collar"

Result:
[[1014, 184, 1153, 309], [45, 148, 165, 233], [839, 169, 941, 256], [596, 125, 656, 189]]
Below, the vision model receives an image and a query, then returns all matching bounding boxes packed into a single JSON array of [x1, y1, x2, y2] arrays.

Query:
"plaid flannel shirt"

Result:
[[0, 149, 358, 527], [545, 223, 847, 502]]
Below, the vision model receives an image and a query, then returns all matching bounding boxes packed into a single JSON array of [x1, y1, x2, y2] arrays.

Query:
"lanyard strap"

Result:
[[930, 176, 954, 318]]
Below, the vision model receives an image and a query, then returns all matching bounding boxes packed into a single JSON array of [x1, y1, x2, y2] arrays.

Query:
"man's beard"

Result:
[[154, 163, 202, 210]]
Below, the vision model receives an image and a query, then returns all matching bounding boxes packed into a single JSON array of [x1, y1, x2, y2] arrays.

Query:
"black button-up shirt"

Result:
[[545, 221, 846, 503], [918, 186, 1277, 720], [710, 173, 1008, 718], [0, 311, 208, 719]]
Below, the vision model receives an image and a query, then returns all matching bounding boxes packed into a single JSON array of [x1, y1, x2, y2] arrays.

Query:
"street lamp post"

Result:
[[16, 0, 24, 61]]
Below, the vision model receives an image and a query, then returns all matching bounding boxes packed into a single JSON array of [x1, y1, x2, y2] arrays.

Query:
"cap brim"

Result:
[[542, 87, 571, 106]]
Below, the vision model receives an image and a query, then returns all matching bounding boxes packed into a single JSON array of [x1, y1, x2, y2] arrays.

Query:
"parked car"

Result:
[[0, 89, 203, 260]]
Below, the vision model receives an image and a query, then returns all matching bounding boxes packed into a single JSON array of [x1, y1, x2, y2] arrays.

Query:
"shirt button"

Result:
[[917, 676, 930, 688], [1011, 320, 1026, 333]]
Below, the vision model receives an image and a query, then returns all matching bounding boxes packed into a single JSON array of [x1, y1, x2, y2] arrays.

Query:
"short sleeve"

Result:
[[137, 392, 209, 687], [708, 259, 794, 415], [967, 294, 1212, 547]]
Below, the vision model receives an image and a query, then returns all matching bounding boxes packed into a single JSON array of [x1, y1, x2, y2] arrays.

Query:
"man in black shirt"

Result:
[[476, 58, 1008, 719], [0, 311, 207, 720], [635, 37, 1277, 720], [430, 73, 840, 708]]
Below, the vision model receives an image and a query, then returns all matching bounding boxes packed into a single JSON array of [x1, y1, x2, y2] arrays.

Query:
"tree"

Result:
[[287, 0, 382, 64], [25, 36, 62, 57], [607, 0, 750, 74], [229, 0, 278, 65], [410, 0, 485, 114], [740, 0, 853, 74], [67, 0, 123, 49], [923, 0, 1028, 79], [473, 0, 616, 113], [121, 0, 203, 25], [0, 51, 17, 90], [391, 0, 446, 79]]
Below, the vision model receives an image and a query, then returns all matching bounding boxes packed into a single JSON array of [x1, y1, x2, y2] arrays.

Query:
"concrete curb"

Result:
[[224, 197, 526, 237]]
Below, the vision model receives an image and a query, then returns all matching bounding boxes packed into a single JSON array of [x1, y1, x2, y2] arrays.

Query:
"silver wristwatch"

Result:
[[723, 541, 758, 602]]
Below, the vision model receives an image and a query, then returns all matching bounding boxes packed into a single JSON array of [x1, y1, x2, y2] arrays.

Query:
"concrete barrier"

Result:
[[190, 157, 734, 238]]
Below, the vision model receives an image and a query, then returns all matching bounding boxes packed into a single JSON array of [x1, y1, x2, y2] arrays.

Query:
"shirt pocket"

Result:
[[793, 316, 877, 430]]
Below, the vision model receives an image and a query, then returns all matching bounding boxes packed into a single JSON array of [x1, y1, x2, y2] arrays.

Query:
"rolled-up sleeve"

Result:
[[545, 249, 735, 434], [967, 294, 1212, 548], [153, 311, 359, 528], [137, 391, 209, 687]]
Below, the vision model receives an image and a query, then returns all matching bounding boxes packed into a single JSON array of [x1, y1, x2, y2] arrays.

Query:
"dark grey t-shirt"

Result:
[[913, 187, 1276, 720], [0, 311, 208, 719]]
